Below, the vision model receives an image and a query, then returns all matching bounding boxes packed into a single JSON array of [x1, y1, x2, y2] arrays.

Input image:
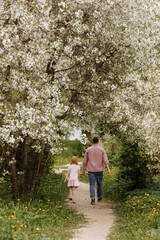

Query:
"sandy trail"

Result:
[[66, 181, 115, 240]]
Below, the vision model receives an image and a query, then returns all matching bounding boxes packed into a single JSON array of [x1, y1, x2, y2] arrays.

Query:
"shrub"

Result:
[[118, 138, 151, 188], [57, 139, 85, 158]]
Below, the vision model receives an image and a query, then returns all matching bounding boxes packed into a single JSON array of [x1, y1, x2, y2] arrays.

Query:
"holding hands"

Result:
[[80, 165, 85, 175], [80, 171, 85, 175]]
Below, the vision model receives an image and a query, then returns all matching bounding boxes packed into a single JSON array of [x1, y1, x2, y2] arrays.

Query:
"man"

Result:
[[81, 136, 110, 205]]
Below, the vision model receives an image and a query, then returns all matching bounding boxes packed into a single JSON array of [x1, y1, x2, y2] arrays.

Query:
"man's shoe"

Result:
[[91, 198, 95, 205], [98, 198, 102, 202]]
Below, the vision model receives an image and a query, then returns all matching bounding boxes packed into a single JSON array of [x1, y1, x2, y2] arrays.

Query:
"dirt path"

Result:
[[66, 182, 116, 240]]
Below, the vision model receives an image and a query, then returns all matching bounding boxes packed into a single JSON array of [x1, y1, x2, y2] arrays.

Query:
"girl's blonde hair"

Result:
[[70, 156, 78, 165]]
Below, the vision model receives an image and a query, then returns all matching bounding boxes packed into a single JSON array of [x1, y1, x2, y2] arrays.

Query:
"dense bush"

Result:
[[118, 137, 151, 187], [103, 135, 122, 167], [102, 134, 152, 188], [103, 167, 133, 201]]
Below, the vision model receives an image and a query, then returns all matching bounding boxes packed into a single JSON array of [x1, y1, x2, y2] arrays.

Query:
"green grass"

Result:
[[0, 173, 84, 240], [108, 190, 160, 240], [103, 167, 160, 240]]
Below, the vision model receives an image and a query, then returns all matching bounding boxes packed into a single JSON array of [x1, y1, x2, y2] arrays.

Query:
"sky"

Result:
[[69, 129, 81, 140]]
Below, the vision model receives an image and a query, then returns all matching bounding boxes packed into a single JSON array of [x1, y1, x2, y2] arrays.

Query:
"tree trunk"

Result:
[[34, 145, 50, 197], [10, 149, 19, 199], [15, 142, 23, 171], [20, 137, 28, 194], [0, 143, 7, 171], [37, 150, 42, 174], [27, 151, 39, 192]]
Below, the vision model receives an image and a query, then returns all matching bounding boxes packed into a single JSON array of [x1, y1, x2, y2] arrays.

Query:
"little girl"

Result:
[[64, 156, 80, 203]]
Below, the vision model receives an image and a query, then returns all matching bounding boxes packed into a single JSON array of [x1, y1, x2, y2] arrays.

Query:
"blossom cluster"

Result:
[[0, 0, 159, 158]]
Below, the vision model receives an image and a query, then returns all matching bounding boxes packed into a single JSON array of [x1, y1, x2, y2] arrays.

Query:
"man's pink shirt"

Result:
[[83, 145, 109, 172]]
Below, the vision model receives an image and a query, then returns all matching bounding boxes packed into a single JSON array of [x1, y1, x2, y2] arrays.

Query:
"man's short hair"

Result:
[[92, 137, 99, 144]]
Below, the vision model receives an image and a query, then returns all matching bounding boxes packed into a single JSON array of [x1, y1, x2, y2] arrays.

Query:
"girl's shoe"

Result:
[[72, 201, 76, 204], [69, 198, 72, 200]]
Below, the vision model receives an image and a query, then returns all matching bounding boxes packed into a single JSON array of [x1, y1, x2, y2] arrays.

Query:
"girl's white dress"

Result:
[[67, 164, 80, 187]]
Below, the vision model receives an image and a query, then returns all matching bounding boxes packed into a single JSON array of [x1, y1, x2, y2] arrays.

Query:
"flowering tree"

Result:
[[0, 0, 159, 198]]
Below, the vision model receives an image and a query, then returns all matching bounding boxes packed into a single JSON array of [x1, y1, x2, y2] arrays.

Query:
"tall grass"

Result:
[[0, 173, 83, 240], [103, 168, 160, 240]]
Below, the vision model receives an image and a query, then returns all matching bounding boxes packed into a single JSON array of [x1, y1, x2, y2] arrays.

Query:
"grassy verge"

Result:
[[0, 173, 84, 240], [103, 168, 160, 240]]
